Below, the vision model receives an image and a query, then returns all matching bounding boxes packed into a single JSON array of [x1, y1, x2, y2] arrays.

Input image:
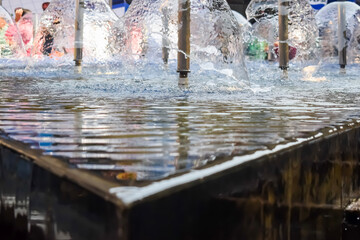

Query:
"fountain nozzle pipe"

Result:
[[109, 0, 113, 8], [75, 60, 82, 66], [177, 0, 191, 79], [74, 0, 84, 67], [278, 0, 289, 70], [162, 7, 170, 65], [179, 71, 188, 78], [338, 2, 346, 69]]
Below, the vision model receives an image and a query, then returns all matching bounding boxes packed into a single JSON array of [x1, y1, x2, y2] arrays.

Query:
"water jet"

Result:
[[316, 2, 360, 68], [246, 0, 319, 65]]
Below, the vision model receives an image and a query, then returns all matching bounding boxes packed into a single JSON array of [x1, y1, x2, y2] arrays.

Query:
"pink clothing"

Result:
[[5, 15, 33, 55], [5, 24, 18, 44], [18, 18, 33, 45]]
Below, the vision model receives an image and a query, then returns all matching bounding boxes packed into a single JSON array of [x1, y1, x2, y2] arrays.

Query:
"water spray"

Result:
[[338, 2, 346, 69], [74, 0, 85, 70], [267, 45, 275, 61], [268, 24, 276, 61], [278, 0, 289, 71], [32, 14, 39, 41], [177, 0, 191, 85]]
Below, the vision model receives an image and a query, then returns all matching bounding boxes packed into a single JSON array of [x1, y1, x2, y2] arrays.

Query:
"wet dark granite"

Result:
[[126, 126, 360, 240], [0, 146, 121, 240], [2, 123, 360, 239]]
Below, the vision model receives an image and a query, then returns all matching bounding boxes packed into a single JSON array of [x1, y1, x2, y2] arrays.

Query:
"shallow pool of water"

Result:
[[0, 62, 360, 181]]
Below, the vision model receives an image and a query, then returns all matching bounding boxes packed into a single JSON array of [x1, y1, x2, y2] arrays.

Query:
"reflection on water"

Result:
[[0, 64, 360, 181]]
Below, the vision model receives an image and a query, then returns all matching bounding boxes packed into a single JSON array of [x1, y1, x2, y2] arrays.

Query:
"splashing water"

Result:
[[232, 10, 251, 29], [1, 60, 360, 181], [347, 9, 360, 64], [245, 0, 319, 63], [0, 6, 26, 63], [1, 1, 360, 181], [30, 0, 119, 67], [112, 0, 248, 83], [316, 2, 360, 64]]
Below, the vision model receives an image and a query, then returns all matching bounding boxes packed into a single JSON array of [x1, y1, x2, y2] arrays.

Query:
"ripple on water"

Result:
[[0, 63, 360, 181]]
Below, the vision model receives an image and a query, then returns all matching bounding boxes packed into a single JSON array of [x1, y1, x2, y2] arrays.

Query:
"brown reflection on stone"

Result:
[[213, 197, 343, 240], [206, 128, 360, 240]]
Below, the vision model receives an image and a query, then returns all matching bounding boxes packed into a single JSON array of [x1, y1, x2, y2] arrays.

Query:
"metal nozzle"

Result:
[[278, 0, 289, 71], [177, 0, 190, 80]]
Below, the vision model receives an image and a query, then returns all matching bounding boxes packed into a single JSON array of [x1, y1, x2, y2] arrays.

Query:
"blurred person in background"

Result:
[[6, 7, 33, 55], [42, 2, 50, 11], [0, 17, 12, 57], [40, 2, 55, 55]]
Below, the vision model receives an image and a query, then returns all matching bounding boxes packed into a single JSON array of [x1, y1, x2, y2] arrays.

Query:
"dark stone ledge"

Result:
[[1, 124, 360, 239]]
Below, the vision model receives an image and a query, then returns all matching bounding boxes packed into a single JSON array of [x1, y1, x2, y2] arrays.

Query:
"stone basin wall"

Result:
[[1, 123, 360, 240]]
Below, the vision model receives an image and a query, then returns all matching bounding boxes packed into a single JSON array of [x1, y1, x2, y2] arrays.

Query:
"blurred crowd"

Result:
[[0, 2, 50, 56]]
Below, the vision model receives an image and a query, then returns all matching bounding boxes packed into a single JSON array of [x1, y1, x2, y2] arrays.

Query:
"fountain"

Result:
[[112, 0, 248, 83], [1, 0, 360, 239], [0, 5, 26, 62], [232, 10, 251, 29], [316, 2, 360, 67], [30, 0, 119, 66], [245, 0, 319, 65], [347, 9, 360, 64]]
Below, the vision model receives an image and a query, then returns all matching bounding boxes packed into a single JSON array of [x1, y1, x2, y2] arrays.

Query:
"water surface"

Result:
[[0, 62, 360, 181]]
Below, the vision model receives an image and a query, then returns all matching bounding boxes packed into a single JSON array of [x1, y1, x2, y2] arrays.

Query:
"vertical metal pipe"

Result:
[[162, 7, 170, 65], [74, 0, 84, 67], [0, 0, 2, 6], [278, 0, 289, 70], [177, 0, 190, 81], [338, 2, 346, 69], [109, 0, 113, 8]]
